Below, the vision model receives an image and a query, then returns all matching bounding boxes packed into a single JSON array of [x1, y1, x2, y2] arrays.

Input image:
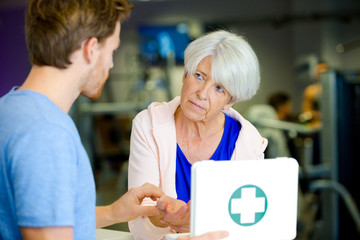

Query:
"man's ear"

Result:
[[83, 37, 99, 64]]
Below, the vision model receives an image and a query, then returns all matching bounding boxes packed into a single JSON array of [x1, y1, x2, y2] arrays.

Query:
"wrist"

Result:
[[96, 205, 117, 228]]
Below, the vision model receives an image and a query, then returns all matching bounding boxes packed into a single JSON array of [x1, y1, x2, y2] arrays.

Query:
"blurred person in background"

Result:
[[268, 91, 297, 122], [300, 61, 329, 126]]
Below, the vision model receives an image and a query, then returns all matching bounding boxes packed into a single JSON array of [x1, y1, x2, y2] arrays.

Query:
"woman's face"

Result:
[[180, 55, 233, 122]]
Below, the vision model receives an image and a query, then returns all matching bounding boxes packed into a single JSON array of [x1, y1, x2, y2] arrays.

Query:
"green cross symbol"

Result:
[[228, 185, 268, 226]]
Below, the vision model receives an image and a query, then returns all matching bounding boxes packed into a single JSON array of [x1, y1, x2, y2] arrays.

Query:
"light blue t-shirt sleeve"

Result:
[[10, 123, 77, 227]]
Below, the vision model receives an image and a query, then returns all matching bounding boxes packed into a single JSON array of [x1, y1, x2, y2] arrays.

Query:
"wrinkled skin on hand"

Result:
[[156, 195, 191, 233]]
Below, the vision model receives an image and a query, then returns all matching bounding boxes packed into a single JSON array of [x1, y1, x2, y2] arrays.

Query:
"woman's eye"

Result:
[[194, 73, 204, 81], [216, 85, 225, 94]]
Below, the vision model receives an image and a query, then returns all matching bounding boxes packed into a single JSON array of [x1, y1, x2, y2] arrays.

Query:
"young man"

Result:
[[0, 0, 165, 239], [0, 0, 228, 239]]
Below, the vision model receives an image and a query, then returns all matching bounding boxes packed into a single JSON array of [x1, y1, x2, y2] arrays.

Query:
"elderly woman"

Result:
[[128, 30, 268, 239]]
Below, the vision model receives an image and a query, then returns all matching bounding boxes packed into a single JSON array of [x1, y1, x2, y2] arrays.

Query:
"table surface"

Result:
[[95, 229, 134, 240], [96, 229, 188, 240]]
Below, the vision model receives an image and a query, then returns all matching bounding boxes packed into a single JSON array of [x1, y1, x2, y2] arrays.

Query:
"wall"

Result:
[[291, 0, 360, 112], [115, 0, 297, 114], [0, 4, 29, 97], [112, 0, 360, 115], [1, 0, 359, 112], [232, 23, 295, 114]]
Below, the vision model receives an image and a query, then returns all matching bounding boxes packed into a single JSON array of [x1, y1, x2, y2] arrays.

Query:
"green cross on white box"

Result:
[[228, 185, 268, 226]]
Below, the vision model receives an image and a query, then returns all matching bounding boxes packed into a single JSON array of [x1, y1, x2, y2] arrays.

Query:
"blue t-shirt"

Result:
[[176, 114, 241, 203], [0, 88, 96, 240]]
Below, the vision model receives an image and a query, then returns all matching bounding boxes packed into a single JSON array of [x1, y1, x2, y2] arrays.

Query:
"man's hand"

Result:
[[96, 183, 164, 228]]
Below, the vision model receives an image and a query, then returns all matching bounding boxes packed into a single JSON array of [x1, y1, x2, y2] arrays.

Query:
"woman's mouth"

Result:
[[191, 101, 204, 110]]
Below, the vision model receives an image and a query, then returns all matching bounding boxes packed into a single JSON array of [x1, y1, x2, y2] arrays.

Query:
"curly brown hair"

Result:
[[25, 0, 133, 69]]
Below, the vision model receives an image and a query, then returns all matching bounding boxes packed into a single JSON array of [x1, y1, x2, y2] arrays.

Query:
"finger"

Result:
[[173, 204, 190, 220], [157, 196, 171, 211], [166, 198, 186, 213], [200, 231, 229, 240], [141, 183, 164, 198], [136, 184, 164, 201], [135, 206, 161, 218], [174, 205, 188, 216], [150, 196, 159, 201]]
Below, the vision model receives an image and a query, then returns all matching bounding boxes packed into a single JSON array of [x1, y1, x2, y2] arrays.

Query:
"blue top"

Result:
[[0, 88, 96, 240], [176, 114, 242, 203]]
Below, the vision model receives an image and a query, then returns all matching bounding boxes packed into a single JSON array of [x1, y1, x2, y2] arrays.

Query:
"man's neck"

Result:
[[18, 65, 81, 113]]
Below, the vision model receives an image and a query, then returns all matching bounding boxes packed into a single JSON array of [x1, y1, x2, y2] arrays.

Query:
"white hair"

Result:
[[184, 30, 260, 102]]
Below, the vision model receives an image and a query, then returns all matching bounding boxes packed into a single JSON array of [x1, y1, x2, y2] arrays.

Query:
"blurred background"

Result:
[[1, 0, 360, 239]]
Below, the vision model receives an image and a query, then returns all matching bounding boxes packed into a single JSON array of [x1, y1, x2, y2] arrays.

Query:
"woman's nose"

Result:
[[197, 82, 211, 100]]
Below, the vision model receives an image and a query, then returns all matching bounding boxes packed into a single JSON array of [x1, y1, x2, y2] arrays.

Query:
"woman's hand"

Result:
[[156, 195, 191, 232]]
